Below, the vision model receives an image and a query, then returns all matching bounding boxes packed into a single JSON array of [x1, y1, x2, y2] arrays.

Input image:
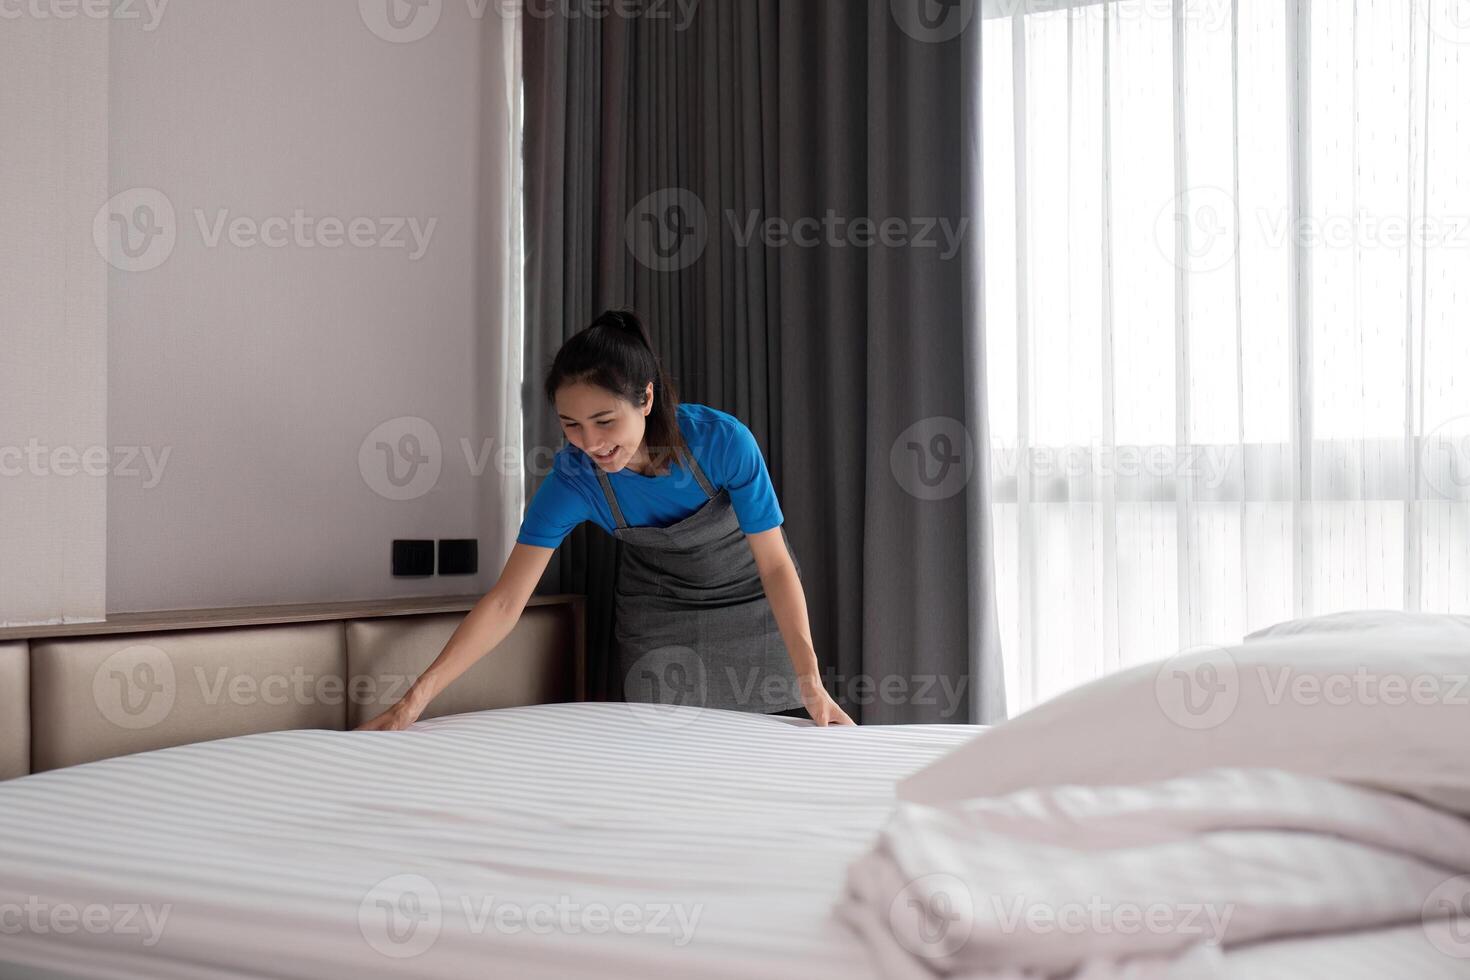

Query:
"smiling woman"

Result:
[[543, 308, 690, 480], [357, 309, 856, 731]]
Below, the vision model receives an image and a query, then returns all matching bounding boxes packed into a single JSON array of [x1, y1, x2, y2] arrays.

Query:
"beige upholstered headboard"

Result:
[[0, 594, 585, 780]]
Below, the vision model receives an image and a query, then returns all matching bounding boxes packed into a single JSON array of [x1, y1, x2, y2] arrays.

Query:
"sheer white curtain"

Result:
[[982, 0, 1470, 713]]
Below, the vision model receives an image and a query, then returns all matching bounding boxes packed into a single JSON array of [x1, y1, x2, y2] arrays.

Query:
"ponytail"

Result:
[[543, 308, 687, 475], [596, 309, 648, 347]]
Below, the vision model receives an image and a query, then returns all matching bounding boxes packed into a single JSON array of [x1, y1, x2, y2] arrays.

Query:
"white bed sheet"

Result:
[[1, 702, 1456, 980], [0, 702, 979, 980]]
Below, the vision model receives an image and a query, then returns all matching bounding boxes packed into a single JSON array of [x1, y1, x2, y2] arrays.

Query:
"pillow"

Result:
[[898, 613, 1470, 815], [1245, 609, 1470, 641]]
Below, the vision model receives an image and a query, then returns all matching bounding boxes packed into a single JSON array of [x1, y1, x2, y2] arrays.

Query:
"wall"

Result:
[[103, 0, 522, 613], [0, 14, 110, 627]]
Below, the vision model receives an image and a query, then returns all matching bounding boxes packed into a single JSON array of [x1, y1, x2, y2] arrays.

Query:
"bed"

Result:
[[0, 702, 980, 979], [2, 610, 1467, 979]]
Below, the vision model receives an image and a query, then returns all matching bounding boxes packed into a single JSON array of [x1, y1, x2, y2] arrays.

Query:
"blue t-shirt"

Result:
[[516, 403, 784, 549]]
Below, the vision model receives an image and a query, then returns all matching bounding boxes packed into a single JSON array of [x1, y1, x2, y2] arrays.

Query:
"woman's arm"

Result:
[[355, 542, 555, 731], [746, 528, 856, 725]]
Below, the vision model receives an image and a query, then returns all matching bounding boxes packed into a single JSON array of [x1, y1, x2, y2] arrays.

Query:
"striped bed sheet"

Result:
[[0, 702, 1456, 978], [0, 702, 978, 980]]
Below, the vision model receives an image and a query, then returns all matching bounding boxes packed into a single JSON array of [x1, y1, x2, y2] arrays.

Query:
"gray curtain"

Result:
[[522, 0, 1005, 724]]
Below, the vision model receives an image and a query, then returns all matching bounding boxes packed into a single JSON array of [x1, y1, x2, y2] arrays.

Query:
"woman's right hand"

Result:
[[355, 695, 425, 732], [350, 547, 552, 733]]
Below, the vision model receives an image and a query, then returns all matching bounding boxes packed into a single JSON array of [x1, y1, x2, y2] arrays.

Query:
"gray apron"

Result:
[[594, 444, 805, 713]]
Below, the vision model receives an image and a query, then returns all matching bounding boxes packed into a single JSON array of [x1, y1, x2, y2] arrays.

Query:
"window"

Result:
[[982, 0, 1470, 712]]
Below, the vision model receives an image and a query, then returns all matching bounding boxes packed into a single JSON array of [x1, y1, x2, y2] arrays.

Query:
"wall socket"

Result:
[[391, 539, 434, 577], [437, 539, 478, 576]]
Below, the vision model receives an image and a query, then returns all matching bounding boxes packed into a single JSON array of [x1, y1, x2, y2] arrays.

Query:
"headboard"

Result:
[[0, 594, 585, 780]]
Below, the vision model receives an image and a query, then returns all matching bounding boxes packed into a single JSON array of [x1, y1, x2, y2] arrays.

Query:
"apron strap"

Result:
[[593, 467, 629, 529], [676, 444, 718, 498], [593, 443, 718, 532]]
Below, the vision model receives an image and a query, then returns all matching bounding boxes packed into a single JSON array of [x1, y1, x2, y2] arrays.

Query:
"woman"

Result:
[[358, 309, 855, 730]]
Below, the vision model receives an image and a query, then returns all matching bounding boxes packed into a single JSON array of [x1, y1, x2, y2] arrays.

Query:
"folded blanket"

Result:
[[835, 768, 1470, 979]]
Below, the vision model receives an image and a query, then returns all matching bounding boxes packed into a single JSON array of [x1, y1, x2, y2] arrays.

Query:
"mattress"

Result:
[[0, 702, 981, 980]]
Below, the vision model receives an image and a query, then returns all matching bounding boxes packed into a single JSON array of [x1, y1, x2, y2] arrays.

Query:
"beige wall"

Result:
[[0, 16, 110, 627], [104, 0, 522, 613]]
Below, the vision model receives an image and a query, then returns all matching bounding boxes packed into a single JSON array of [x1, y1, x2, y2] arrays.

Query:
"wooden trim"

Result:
[[0, 594, 584, 642]]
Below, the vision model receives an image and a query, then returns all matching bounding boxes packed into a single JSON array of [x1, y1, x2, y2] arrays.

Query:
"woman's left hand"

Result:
[[799, 684, 856, 726]]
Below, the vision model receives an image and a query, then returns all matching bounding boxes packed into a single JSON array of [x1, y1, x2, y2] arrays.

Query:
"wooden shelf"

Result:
[[0, 594, 583, 642]]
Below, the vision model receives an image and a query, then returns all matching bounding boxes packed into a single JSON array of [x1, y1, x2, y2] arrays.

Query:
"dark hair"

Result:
[[543, 308, 687, 476]]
